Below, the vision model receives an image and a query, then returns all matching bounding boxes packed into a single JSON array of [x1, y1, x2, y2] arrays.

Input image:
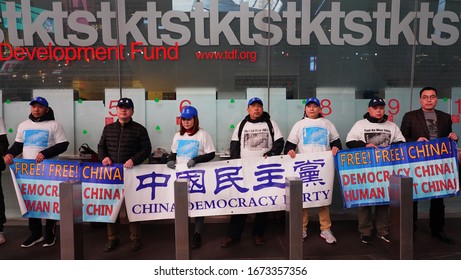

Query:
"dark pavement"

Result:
[[1, 213, 461, 260]]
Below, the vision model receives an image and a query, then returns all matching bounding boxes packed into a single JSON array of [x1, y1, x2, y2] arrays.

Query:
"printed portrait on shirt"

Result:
[[364, 131, 391, 146]]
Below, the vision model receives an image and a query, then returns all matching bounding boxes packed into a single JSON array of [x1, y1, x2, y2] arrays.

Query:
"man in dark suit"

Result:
[[401, 87, 458, 244]]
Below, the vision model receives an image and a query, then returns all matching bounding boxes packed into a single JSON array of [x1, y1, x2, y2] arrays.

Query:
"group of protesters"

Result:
[[217, 86, 458, 249], [0, 86, 457, 253]]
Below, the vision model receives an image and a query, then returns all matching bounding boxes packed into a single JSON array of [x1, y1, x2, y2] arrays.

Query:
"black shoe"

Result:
[[432, 232, 455, 244], [104, 239, 119, 252], [191, 233, 202, 249], [131, 239, 141, 252], [377, 234, 391, 243], [43, 234, 56, 247], [361, 235, 373, 244], [220, 237, 240, 248], [253, 235, 265, 245], [21, 235, 44, 248]]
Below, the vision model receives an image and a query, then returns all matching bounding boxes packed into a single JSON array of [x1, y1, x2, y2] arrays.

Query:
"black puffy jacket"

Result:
[[97, 119, 152, 165]]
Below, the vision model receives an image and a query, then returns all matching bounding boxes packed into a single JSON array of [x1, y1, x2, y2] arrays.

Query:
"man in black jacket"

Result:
[[220, 97, 284, 248], [98, 97, 152, 252], [401, 87, 458, 244]]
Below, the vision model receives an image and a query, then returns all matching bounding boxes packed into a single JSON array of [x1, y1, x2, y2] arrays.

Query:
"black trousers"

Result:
[[413, 198, 445, 234], [29, 218, 56, 237], [226, 212, 268, 240], [0, 172, 5, 232]]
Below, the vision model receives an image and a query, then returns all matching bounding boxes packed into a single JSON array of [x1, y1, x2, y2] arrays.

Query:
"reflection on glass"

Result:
[[173, 0, 284, 12]]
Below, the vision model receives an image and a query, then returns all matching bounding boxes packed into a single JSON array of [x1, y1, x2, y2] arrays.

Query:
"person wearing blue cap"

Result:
[[4, 96, 69, 248], [284, 97, 342, 244], [220, 97, 284, 248], [346, 97, 405, 244], [98, 97, 152, 252], [167, 105, 215, 249]]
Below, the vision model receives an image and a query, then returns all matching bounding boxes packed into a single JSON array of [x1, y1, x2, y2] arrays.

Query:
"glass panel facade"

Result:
[[2, 0, 461, 100], [2, 0, 461, 216]]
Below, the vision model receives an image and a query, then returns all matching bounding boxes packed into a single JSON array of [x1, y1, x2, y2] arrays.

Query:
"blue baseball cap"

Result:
[[117, 97, 134, 109], [305, 97, 320, 107], [30, 96, 49, 107], [248, 97, 263, 106], [181, 106, 198, 119]]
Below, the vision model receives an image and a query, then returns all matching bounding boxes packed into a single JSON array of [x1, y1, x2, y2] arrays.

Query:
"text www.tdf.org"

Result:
[[195, 49, 257, 62]]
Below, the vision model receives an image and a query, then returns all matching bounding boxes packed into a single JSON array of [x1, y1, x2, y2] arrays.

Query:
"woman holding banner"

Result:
[[166, 105, 216, 249]]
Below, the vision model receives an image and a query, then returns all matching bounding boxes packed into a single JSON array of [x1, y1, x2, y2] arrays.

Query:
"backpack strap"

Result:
[[266, 119, 275, 144], [237, 119, 247, 142]]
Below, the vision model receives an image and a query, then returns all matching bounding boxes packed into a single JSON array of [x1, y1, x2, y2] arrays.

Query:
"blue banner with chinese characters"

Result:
[[124, 152, 336, 222], [335, 138, 460, 208]]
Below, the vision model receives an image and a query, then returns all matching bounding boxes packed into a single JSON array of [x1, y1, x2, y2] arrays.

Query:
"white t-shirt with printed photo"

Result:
[[16, 119, 69, 160], [287, 117, 340, 153], [170, 128, 215, 164], [346, 119, 405, 146], [231, 120, 283, 159]]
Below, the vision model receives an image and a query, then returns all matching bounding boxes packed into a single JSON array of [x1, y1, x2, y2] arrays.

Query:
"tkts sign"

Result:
[[0, 0, 460, 47]]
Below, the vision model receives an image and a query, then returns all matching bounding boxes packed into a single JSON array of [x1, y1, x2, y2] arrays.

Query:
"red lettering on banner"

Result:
[[342, 171, 389, 186], [25, 200, 50, 213], [85, 204, 113, 216], [83, 187, 121, 200], [53, 202, 60, 213], [343, 187, 386, 202], [421, 178, 457, 193], [21, 184, 59, 197], [414, 163, 453, 177], [413, 183, 419, 195]]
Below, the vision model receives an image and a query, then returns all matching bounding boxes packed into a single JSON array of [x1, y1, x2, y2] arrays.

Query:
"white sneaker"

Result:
[[0, 232, 5, 245], [320, 230, 337, 244], [302, 231, 307, 241]]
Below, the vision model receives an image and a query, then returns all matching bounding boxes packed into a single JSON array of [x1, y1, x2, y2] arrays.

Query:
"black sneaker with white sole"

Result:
[[361, 235, 373, 244], [377, 234, 391, 243], [43, 234, 56, 247], [21, 235, 44, 248]]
